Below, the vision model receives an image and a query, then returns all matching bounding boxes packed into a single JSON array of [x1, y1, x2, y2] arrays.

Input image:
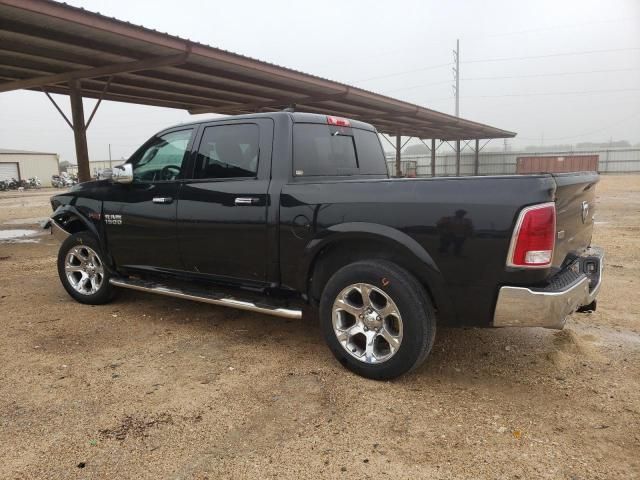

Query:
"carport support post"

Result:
[[69, 79, 91, 183], [455, 139, 461, 176], [395, 135, 402, 177], [474, 139, 480, 176], [431, 138, 436, 177]]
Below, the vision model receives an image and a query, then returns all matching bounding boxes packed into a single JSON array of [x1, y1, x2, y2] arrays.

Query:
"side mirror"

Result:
[[99, 168, 113, 181], [112, 163, 133, 184]]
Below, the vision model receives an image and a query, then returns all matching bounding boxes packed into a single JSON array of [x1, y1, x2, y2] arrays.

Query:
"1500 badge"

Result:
[[104, 214, 122, 225]]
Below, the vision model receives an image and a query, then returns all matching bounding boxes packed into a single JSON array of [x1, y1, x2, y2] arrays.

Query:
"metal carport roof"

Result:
[[0, 0, 515, 180]]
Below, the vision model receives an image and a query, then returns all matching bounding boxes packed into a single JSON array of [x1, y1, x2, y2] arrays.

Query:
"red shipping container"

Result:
[[516, 155, 599, 174]]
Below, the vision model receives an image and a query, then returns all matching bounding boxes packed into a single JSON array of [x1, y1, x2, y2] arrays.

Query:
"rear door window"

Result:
[[293, 123, 387, 177]]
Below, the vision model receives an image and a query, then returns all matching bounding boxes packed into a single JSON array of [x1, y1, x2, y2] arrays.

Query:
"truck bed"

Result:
[[279, 172, 599, 326]]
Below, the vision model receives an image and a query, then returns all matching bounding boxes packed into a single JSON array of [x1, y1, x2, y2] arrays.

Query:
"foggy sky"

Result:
[[0, 0, 639, 162]]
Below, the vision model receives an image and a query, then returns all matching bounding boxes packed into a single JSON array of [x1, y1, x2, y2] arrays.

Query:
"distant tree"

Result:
[[524, 144, 573, 152], [404, 144, 430, 155], [576, 140, 630, 149], [59, 160, 71, 172], [483, 146, 508, 152]]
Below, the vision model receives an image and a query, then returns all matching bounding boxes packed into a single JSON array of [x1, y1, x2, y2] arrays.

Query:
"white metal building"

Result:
[[67, 160, 118, 178], [0, 148, 60, 186]]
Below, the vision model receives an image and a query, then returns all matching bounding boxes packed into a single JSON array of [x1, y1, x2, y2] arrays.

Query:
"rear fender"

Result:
[[303, 222, 456, 323]]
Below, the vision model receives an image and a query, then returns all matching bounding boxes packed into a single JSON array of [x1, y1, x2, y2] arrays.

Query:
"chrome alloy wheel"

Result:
[[332, 283, 404, 364], [64, 245, 105, 295]]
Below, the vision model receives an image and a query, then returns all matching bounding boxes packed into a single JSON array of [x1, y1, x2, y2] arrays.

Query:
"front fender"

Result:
[[50, 204, 115, 268], [302, 222, 455, 322], [51, 204, 101, 240]]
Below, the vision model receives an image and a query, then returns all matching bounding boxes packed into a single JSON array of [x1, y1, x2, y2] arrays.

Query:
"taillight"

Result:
[[507, 202, 556, 268], [327, 115, 351, 127]]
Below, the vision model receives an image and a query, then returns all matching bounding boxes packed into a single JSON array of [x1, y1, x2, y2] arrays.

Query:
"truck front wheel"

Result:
[[57, 232, 115, 305], [319, 260, 436, 380]]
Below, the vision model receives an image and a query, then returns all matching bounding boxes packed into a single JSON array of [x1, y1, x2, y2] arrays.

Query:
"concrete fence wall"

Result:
[[386, 147, 640, 177]]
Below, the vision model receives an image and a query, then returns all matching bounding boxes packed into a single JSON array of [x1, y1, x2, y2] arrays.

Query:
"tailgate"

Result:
[[552, 172, 599, 267]]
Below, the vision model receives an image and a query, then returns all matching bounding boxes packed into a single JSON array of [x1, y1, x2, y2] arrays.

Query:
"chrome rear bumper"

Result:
[[493, 246, 603, 329]]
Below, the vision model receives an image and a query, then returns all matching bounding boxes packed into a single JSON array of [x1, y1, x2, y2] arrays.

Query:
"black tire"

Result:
[[57, 232, 115, 305], [319, 260, 436, 380]]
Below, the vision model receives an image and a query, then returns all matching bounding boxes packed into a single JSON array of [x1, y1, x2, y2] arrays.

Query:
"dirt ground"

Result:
[[0, 177, 638, 480]]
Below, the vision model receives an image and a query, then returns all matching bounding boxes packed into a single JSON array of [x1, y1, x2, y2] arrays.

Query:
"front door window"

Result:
[[131, 129, 193, 182]]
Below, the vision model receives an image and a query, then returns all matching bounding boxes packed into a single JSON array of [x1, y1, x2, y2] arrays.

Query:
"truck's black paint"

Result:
[[51, 112, 598, 327]]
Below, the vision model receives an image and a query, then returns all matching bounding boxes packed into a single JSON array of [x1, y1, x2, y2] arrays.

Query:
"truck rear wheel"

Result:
[[319, 260, 436, 380], [57, 232, 115, 305]]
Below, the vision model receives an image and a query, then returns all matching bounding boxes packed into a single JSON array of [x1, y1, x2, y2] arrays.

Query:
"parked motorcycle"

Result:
[[52, 173, 77, 188], [28, 176, 42, 189], [51, 174, 63, 188], [66, 174, 78, 186]]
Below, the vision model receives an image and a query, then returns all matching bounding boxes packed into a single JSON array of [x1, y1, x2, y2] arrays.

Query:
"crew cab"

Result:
[[48, 112, 603, 379]]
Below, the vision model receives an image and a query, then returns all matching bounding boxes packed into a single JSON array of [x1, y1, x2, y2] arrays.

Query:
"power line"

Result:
[[355, 62, 452, 83], [517, 111, 640, 141], [417, 87, 640, 104], [354, 46, 639, 84], [463, 66, 640, 81], [463, 47, 640, 64], [382, 66, 640, 94], [332, 17, 635, 66], [384, 80, 452, 93], [480, 17, 636, 40], [461, 87, 640, 99]]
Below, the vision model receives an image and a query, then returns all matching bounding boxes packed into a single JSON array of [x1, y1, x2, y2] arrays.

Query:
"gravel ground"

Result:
[[0, 177, 638, 479]]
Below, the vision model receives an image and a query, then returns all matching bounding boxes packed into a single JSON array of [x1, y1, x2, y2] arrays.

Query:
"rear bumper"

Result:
[[493, 246, 603, 329]]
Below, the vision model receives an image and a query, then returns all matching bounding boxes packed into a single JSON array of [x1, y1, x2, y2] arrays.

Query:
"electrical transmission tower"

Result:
[[453, 39, 460, 117], [452, 39, 461, 175]]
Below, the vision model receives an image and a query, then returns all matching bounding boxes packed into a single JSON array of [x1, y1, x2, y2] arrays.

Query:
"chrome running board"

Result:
[[109, 278, 302, 319]]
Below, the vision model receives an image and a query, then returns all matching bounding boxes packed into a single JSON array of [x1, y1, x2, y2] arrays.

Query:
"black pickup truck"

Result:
[[48, 112, 603, 379]]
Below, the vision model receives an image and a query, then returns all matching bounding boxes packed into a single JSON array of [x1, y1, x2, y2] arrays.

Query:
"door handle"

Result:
[[234, 197, 259, 206], [152, 197, 173, 204]]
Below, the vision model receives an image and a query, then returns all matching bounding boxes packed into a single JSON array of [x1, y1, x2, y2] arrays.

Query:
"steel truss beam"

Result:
[[42, 78, 115, 182], [0, 52, 190, 93]]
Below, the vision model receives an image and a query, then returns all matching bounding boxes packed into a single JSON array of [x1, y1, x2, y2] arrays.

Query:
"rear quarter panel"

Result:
[[280, 175, 557, 326]]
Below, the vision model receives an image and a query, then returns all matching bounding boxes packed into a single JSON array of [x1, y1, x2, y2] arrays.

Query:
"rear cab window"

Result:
[[293, 123, 387, 178]]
